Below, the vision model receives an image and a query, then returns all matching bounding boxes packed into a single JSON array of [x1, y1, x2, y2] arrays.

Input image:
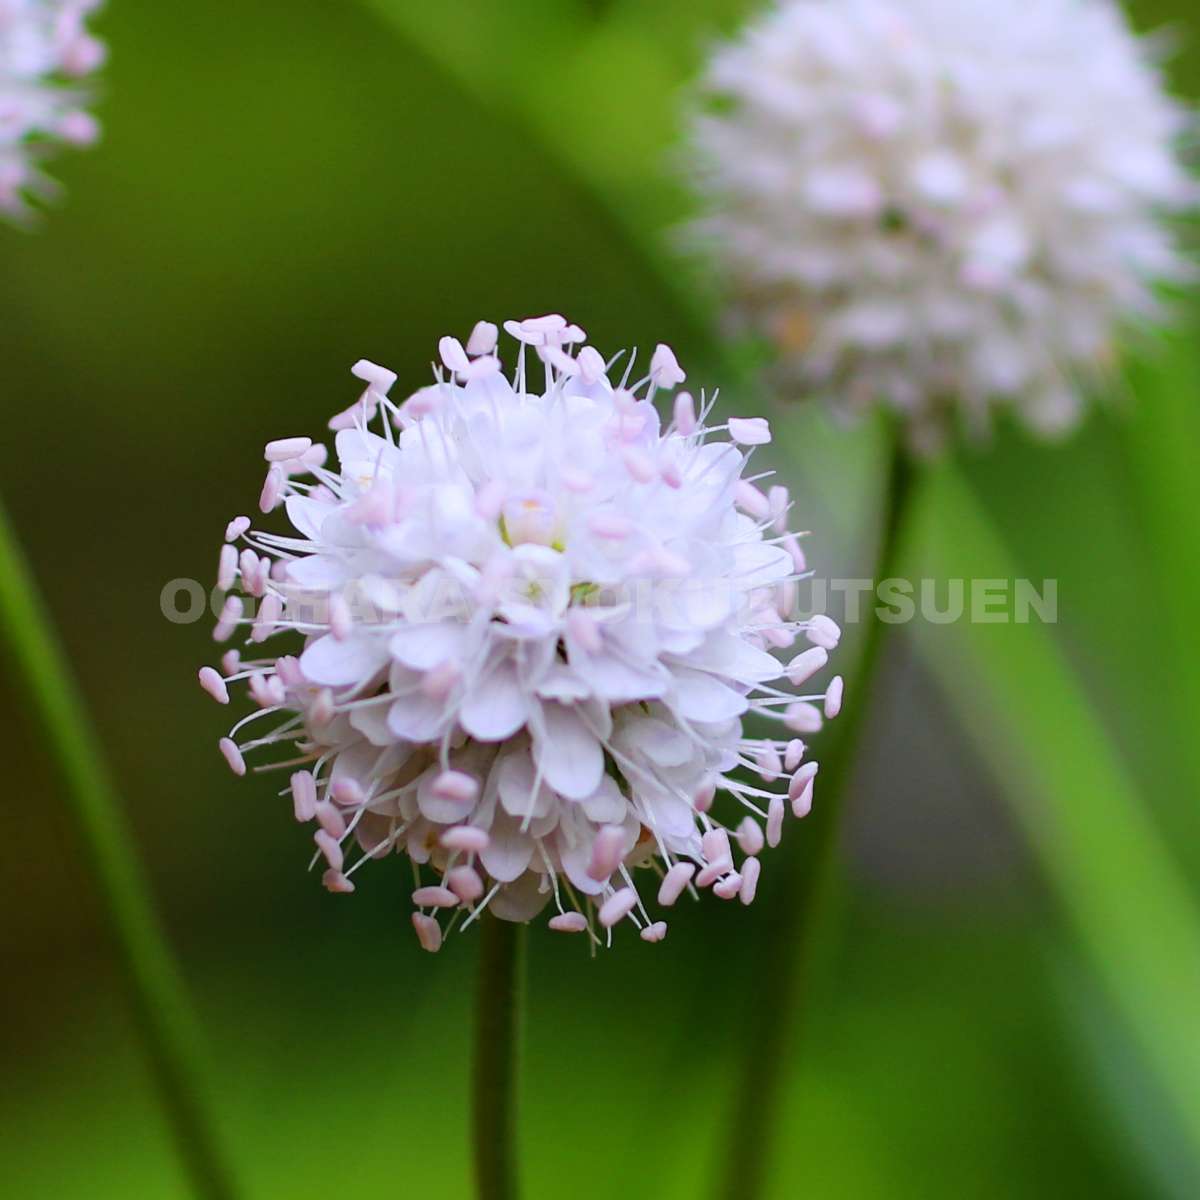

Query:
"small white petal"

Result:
[[460, 661, 528, 742], [532, 704, 604, 800], [300, 634, 388, 688]]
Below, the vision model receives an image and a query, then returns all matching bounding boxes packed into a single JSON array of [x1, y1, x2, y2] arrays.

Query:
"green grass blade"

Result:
[[1125, 331, 1200, 797], [0, 500, 239, 1199], [911, 462, 1200, 1166], [361, 0, 718, 349]]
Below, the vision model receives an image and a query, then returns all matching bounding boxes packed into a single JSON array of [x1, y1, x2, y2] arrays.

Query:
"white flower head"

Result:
[[687, 0, 1196, 450], [1, 0, 104, 220], [201, 317, 843, 952]]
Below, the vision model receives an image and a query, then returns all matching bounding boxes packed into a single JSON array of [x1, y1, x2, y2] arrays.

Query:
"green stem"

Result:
[[473, 915, 524, 1200], [717, 432, 914, 1200], [0, 499, 238, 1200]]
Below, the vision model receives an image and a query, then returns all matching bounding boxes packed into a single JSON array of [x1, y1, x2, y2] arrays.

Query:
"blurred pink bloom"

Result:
[[0, 0, 105, 219], [687, 0, 1197, 450]]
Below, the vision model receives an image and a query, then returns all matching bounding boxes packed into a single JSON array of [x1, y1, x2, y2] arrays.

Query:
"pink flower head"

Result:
[[200, 318, 841, 951]]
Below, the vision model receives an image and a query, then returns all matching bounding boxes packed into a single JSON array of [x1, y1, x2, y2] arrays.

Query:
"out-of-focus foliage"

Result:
[[911, 463, 1200, 1190], [1, 1, 1198, 1197]]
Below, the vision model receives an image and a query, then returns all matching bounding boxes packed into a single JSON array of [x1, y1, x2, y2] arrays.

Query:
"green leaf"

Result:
[[1125, 329, 1200, 799], [911, 462, 1200, 1169]]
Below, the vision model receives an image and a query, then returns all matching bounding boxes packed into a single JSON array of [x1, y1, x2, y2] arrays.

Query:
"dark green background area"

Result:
[[2, 2, 1198, 1196]]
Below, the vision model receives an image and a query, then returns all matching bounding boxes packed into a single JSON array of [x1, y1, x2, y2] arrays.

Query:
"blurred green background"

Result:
[[3, 1, 1199, 1196]]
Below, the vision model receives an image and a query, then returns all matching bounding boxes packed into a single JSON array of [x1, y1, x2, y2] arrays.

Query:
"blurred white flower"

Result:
[[201, 317, 842, 951], [687, 0, 1196, 449], [0, 0, 104, 219]]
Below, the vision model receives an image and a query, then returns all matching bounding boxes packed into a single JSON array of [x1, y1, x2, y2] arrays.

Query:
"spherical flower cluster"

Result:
[[1, 0, 104, 219], [687, 0, 1196, 449], [200, 316, 843, 951]]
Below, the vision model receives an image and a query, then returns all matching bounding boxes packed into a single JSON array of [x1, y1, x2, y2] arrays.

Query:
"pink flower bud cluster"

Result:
[[200, 317, 843, 951]]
